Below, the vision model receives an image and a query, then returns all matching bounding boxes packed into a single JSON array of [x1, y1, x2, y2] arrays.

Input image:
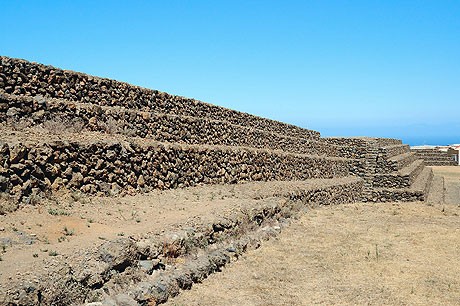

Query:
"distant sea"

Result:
[[400, 136, 460, 147]]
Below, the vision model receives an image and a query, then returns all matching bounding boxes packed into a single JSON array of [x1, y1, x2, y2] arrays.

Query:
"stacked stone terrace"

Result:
[[0, 55, 444, 305], [0, 55, 439, 209], [323, 137, 437, 202], [0, 55, 367, 211], [411, 148, 457, 166]]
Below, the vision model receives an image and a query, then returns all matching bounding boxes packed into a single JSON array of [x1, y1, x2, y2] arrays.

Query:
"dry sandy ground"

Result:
[[431, 166, 460, 205], [0, 182, 275, 284], [0, 178, 345, 285], [167, 166, 460, 306]]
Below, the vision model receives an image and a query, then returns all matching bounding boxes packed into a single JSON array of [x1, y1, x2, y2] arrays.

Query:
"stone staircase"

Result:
[[368, 142, 433, 202], [323, 137, 435, 202]]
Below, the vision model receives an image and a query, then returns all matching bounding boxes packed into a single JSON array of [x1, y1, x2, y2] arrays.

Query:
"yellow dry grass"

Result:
[[167, 167, 460, 306]]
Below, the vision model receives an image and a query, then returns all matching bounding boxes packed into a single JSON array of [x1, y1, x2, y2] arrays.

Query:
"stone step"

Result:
[[0, 91, 349, 158], [372, 159, 424, 188], [423, 161, 458, 166], [426, 175, 445, 204], [411, 149, 445, 153], [368, 187, 425, 202], [381, 144, 410, 158], [0, 129, 363, 208], [413, 153, 455, 160], [417, 156, 456, 161], [0, 55, 320, 140], [365, 161, 433, 202], [376, 152, 417, 173]]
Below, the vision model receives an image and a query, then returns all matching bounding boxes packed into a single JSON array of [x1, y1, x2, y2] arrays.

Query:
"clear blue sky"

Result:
[[1, 1, 459, 145]]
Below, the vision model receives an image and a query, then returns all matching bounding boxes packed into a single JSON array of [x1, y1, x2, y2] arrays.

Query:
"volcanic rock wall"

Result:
[[411, 148, 457, 166], [0, 91, 352, 158], [0, 134, 363, 208], [0, 56, 319, 139], [0, 55, 435, 208], [323, 137, 433, 202]]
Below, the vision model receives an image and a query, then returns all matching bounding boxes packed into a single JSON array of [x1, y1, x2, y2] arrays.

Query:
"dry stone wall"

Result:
[[369, 188, 424, 202], [0, 55, 433, 206], [376, 153, 417, 174], [0, 56, 320, 140], [374, 138, 402, 146], [0, 137, 364, 207], [323, 137, 432, 202], [411, 149, 457, 166], [383, 144, 410, 158], [0, 91, 349, 158]]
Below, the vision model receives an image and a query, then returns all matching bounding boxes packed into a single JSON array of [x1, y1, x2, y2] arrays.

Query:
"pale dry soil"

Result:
[[0, 182, 290, 285], [167, 167, 460, 306], [431, 166, 460, 205]]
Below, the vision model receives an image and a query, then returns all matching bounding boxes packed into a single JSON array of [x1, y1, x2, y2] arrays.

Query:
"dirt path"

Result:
[[167, 167, 460, 306]]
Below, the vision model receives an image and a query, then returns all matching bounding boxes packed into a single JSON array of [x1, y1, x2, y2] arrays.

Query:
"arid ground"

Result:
[[166, 166, 460, 306], [1, 167, 459, 305]]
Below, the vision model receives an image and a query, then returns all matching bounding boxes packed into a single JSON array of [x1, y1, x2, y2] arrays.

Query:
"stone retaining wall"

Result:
[[374, 138, 402, 146], [369, 188, 424, 202], [375, 153, 417, 174], [411, 149, 457, 166], [0, 56, 320, 140], [322, 137, 432, 201], [0, 91, 350, 158], [0, 137, 363, 208], [381, 144, 410, 158], [371, 160, 424, 188]]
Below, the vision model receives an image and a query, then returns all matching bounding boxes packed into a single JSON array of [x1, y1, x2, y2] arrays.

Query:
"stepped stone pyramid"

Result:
[[0, 55, 443, 213], [411, 148, 457, 166]]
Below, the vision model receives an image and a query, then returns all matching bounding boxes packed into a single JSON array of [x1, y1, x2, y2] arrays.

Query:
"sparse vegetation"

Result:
[[57, 236, 66, 243], [48, 207, 69, 216], [63, 226, 74, 236], [48, 250, 58, 256], [42, 117, 85, 134], [100, 118, 119, 134]]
